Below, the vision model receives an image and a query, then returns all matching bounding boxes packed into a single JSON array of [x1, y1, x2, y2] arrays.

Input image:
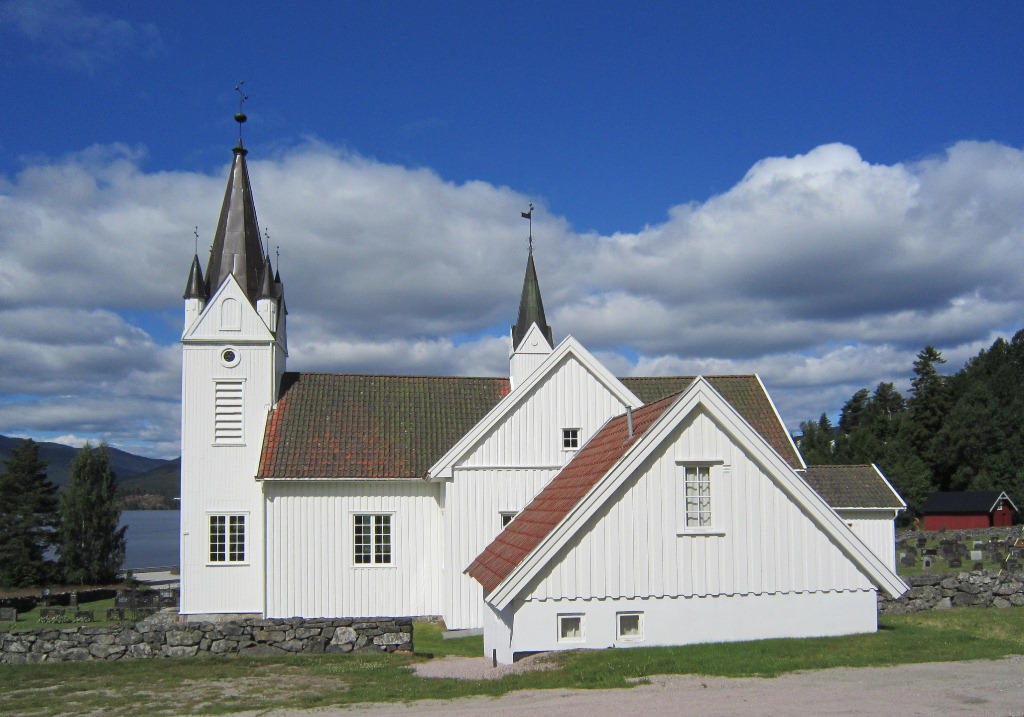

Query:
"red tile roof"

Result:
[[466, 393, 679, 593], [258, 373, 511, 479]]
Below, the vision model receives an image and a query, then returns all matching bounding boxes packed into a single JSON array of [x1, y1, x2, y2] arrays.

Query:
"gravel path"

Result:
[[220, 655, 1024, 717]]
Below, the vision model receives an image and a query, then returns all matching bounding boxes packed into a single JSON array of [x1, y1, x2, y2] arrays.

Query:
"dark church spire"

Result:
[[511, 245, 553, 350], [204, 111, 266, 305]]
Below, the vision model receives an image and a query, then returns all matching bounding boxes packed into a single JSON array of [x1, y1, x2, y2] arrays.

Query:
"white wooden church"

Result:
[[180, 136, 907, 663]]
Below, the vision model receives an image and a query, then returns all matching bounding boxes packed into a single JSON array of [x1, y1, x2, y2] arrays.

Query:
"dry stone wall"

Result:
[[879, 570, 1024, 614], [1, 613, 413, 665]]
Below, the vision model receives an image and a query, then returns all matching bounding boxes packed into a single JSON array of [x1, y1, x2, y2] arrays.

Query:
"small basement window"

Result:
[[558, 614, 584, 642], [562, 428, 580, 450], [617, 612, 644, 641]]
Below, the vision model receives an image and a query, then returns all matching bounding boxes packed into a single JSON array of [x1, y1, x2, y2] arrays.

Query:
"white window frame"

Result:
[[616, 612, 644, 641], [676, 461, 726, 536], [353, 513, 393, 566], [213, 379, 245, 446], [562, 427, 581, 451], [557, 613, 585, 643], [499, 511, 517, 529], [207, 513, 247, 565]]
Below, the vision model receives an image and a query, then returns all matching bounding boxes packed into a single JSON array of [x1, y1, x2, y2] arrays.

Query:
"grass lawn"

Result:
[[2, 598, 126, 632], [3, 609, 1024, 717]]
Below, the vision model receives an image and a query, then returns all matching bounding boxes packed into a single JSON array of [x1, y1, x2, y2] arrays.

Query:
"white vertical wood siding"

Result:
[[841, 511, 899, 572], [445, 355, 634, 629], [180, 283, 283, 616], [462, 356, 630, 469], [264, 481, 443, 618], [524, 409, 872, 603], [445, 468, 558, 629]]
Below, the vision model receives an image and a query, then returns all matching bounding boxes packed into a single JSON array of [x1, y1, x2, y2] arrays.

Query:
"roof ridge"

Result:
[[283, 371, 508, 381]]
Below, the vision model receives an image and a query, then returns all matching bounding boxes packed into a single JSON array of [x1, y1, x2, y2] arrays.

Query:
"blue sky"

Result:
[[2, 0, 1024, 458]]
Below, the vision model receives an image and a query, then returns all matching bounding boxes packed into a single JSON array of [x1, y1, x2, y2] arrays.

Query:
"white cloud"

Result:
[[0, 0, 162, 73], [2, 139, 1024, 456]]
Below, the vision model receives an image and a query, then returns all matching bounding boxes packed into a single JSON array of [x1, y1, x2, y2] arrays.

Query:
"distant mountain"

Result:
[[118, 457, 181, 499], [0, 435, 175, 491]]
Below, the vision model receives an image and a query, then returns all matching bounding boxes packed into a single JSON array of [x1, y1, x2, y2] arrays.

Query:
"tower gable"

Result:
[[183, 274, 275, 343]]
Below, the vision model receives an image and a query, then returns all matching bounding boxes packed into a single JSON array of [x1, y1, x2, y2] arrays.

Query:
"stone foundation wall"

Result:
[[880, 570, 1024, 614], [0, 613, 413, 665]]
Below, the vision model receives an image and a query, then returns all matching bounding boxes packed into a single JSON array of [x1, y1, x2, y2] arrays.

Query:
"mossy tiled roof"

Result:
[[258, 372, 801, 480], [258, 373, 511, 479], [802, 465, 905, 509]]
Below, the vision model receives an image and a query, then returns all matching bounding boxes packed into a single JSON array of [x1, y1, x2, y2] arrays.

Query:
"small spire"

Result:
[[183, 253, 207, 300], [258, 253, 276, 299], [511, 207, 553, 350]]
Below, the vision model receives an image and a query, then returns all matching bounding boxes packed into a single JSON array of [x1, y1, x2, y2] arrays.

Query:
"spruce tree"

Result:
[[0, 438, 59, 587], [57, 444, 127, 584]]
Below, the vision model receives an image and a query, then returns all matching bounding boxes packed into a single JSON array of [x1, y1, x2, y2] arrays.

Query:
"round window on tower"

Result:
[[221, 348, 240, 367]]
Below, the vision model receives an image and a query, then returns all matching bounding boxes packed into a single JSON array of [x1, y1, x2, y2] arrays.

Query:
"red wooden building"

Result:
[[920, 491, 1018, 531]]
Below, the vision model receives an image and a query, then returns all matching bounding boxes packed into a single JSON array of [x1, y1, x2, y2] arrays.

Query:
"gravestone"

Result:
[[991, 552, 1004, 564], [948, 557, 962, 568], [74, 610, 94, 622], [923, 548, 937, 556], [1007, 560, 1022, 571], [69, 591, 78, 609], [974, 541, 985, 550], [970, 550, 983, 561], [39, 607, 65, 619], [0, 607, 17, 622], [917, 537, 928, 548], [905, 546, 918, 557], [974, 562, 985, 571], [901, 554, 916, 567], [923, 556, 933, 570], [107, 607, 126, 621]]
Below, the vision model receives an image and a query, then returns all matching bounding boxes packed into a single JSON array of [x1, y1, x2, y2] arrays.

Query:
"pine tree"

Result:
[[0, 439, 59, 587], [906, 345, 950, 482], [57, 444, 127, 584]]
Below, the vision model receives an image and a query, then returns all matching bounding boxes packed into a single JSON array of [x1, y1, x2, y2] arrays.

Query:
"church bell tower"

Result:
[[179, 106, 286, 617]]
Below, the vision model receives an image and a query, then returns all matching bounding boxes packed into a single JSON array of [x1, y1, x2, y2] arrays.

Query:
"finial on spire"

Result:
[[521, 203, 534, 251], [234, 81, 248, 144], [193, 226, 199, 255]]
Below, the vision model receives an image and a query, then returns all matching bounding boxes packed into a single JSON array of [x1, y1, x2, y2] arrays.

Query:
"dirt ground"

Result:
[[219, 655, 1024, 717]]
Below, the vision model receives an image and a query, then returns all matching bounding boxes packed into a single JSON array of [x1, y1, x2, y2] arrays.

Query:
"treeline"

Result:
[[798, 330, 1024, 515], [0, 440, 126, 588]]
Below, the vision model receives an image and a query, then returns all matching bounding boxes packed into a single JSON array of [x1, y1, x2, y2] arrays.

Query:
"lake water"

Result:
[[119, 510, 180, 570]]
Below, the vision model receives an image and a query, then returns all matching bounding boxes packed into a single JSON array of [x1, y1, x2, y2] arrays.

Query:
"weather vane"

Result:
[[521, 203, 534, 251], [234, 81, 248, 142]]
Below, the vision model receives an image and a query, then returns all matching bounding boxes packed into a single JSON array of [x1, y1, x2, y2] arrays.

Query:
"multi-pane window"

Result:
[[354, 514, 392, 565], [617, 612, 644, 641], [684, 465, 712, 528], [209, 514, 246, 562], [558, 614, 584, 642], [562, 428, 580, 450], [214, 381, 244, 444]]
